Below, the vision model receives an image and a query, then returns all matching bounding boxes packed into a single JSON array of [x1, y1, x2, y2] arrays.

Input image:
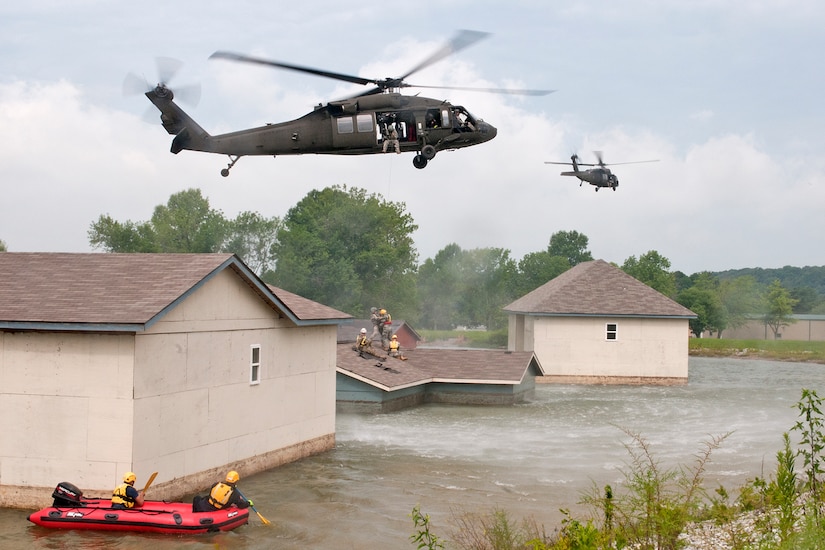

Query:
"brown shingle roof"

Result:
[[266, 285, 351, 321], [337, 344, 541, 390], [504, 259, 696, 318], [0, 252, 348, 329]]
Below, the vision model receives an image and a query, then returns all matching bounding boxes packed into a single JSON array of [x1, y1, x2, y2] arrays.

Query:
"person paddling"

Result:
[[192, 470, 250, 512], [111, 472, 145, 509]]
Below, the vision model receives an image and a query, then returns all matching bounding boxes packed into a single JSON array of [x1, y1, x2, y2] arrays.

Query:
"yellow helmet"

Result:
[[379, 309, 386, 314], [226, 470, 240, 484], [392, 335, 398, 339], [123, 472, 136, 484]]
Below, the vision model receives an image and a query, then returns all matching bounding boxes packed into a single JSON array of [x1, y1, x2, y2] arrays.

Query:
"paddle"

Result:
[[142, 471, 158, 494], [235, 487, 271, 525]]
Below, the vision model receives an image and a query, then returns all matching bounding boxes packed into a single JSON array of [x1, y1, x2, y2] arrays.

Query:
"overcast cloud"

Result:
[[1, 1, 823, 274]]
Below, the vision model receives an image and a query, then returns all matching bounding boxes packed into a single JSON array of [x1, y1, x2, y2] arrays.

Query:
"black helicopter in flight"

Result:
[[127, 30, 552, 176], [545, 152, 658, 191]]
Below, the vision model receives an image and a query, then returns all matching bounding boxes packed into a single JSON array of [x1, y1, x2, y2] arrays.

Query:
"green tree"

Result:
[[621, 250, 677, 298], [764, 279, 799, 339], [0, 239, 7, 252], [88, 189, 227, 253], [88, 215, 158, 252], [515, 251, 570, 296], [417, 243, 464, 330], [271, 185, 418, 316], [790, 286, 823, 314], [547, 230, 593, 267], [678, 286, 726, 337], [718, 275, 763, 336], [455, 247, 517, 331], [223, 211, 280, 277], [150, 189, 227, 252]]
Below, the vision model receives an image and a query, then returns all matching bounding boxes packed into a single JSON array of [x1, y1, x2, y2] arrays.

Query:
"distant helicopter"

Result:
[[545, 152, 658, 191], [127, 30, 552, 176]]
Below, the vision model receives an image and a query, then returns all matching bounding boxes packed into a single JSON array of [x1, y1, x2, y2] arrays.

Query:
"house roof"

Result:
[[266, 285, 352, 322], [504, 259, 696, 318], [337, 343, 542, 391], [0, 252, 349, 331]]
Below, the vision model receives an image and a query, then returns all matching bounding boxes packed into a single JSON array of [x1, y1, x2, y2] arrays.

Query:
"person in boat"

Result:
[[192, 470, 250, 513], [111, 471, 145, 509]]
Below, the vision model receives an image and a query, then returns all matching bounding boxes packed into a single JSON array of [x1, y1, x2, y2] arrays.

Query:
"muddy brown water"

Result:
[[2, 357, 823, 548]]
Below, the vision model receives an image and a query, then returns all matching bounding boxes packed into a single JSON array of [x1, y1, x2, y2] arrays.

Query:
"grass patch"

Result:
[[689, 338, 825, 364]]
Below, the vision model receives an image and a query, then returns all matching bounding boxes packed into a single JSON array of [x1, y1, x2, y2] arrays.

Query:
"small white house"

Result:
[[0, 253, 349, 508], [504, 260, 696, 385]]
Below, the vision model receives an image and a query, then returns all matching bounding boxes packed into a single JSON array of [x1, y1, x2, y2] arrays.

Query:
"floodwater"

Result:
[[2, 357, 823, 549]]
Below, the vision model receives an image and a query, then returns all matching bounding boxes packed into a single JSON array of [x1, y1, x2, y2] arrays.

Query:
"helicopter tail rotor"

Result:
[[123, 57, 201, 107]]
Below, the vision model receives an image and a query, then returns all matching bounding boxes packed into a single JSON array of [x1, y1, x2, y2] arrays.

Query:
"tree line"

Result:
[[55, 186, 823, 335]]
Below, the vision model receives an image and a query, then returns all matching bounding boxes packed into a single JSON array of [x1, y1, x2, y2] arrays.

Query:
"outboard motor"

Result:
[[52, 481, 85, 507]]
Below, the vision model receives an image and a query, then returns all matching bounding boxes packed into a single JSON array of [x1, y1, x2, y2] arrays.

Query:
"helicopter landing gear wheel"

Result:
[[413, 155, 428, 169], [221, 155, 241, 177], [421, 144, 436, 160]]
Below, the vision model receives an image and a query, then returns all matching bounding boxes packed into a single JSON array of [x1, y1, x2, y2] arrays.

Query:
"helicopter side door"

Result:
[[332, 112, 379, 151], [376, 112, 416, 149]]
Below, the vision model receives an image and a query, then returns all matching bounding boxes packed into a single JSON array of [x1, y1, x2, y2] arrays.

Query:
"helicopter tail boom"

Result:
[[145, 86, 212, 154]]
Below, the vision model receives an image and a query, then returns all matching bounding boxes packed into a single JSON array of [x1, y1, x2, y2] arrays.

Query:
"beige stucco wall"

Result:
[[1, 269, 337, 508], [133, 270, 337, 492], [512, 315, 688, 380], [0, 332, 136, 496]]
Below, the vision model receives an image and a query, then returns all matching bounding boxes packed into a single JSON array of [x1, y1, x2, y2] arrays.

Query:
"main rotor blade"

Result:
[[210, 51, 373, 86], [405, 83, 554, 96], [545, 161, 597, 166], [601, 159, 660, 166], [399, 29, 490, 81]]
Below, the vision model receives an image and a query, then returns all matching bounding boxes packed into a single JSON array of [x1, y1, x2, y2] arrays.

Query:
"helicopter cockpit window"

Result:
[[336, 117, 354, 134], [452, 106, 477, 131], [356, 114, 373, 133]]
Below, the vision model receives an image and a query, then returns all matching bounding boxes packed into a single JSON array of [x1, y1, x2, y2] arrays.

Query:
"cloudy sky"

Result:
[[2, 1, 823, 274]]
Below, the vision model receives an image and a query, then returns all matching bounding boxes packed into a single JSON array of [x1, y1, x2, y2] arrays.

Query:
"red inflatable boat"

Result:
[[27, 482, 249, 534]]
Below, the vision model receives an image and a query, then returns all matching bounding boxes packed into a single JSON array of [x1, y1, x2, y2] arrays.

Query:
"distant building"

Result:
[[712, 314, 825, 341], [504, 260, 696, 385], [0, 253, 349, 508]]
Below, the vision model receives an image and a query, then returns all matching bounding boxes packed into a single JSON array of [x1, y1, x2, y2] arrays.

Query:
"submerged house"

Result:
[[336, 344, 543, 412], [504, 259, 696, 385], [0, 253, 349, 508]]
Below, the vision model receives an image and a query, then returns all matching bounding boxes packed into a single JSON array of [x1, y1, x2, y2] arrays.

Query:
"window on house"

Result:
[[250, 345, 261, 385], [605, 323, 618, 341]]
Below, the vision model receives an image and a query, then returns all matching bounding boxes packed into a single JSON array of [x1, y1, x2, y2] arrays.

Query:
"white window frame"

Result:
[[250, 344, 261, 385], [605, 323, 618, 341]]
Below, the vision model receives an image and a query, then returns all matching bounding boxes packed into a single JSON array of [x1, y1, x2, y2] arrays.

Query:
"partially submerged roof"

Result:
[[0, 252, 349, 331], [337, 343, 542, 392], [504, 259, 695, 318]]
